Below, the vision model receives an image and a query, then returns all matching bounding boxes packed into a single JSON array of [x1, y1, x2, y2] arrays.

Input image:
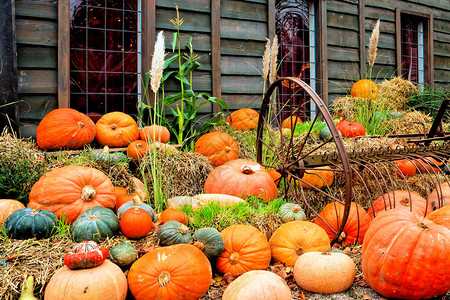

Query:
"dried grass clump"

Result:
[[389, 110, 432, 135], [330, 96, 361, 121], [140, 150, 213, 199], [378, 77, 419, 111]]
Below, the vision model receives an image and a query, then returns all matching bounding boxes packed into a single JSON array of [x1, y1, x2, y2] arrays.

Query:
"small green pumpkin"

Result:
[[108, 241, 139, 267], [319, 127, 332, 141], [278, 203, 306, 223], [117, 195, 157, 222], [157, 220, 192, 246], [192, 227, 225, 260], [90, 146, 128, 164], [388, 111, 404, 119], [4, 208, 57, 240], [71, 206, 119, 242]]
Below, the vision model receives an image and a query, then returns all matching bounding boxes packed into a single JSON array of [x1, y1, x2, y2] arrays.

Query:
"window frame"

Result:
[[58, 0, 155, 109], [395, 9, 434, 86]]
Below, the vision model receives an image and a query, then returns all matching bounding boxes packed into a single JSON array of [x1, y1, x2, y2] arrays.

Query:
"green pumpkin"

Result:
[[278, 203, 306, 223], [157, 220, 192, 246], [319, 127, 332, 141], [108, 241, 139, 267], [388, 111, 404, 119], [4, 208, 57, 239], [90, 147, 128, 164], [71, 206, 119, 242], [117, 196, 156, 222], [193, 228, 225, 260]]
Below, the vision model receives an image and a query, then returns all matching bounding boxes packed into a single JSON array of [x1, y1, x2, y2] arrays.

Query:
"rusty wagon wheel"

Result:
[[256, 77, 352, 246]]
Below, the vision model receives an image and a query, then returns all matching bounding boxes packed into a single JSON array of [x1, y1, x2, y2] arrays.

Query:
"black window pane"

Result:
[[87, 7, 105, 28]]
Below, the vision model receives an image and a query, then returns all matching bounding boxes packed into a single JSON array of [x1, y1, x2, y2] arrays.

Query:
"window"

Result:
[[68, 0, 142, 117], [396, 10, 433, 87], [275, 0, 320, 120]]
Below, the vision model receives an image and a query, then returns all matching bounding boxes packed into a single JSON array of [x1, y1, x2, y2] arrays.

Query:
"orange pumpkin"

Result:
[[148, 141, 178, 154], [45, 260, 128, 300], [367, 190, 432, 218], [128, 244, 212, 300], [204, 159, 278, 202], [140, 125, 170, 143], [126, 140, 148, 161], [427, 183, 450, 209], [350, 79, 378, 99], [267, 169, 282, 186], [159, 208, 188, 225], [425, 206, 450, 229], [362, 209, 450, 299], [226, 108, 259, 131], [336, 120, 365, 138], [217, 225, 271, 276], [395, 159, 416, 177], [95, 112, 139, 147], [194, 132, 239, 166], [314, 202, 372, 245], [115, 193, 138, 211], [412, 156, 444, 173], [281, 116, 302, 129], [36, 108, 96, 150], [0, 199, 25, 226], [28, 165, 116, 224], [114, 186, 128, 198], [120, 207, 155, 239], [269, 221, 330, 267], [299, 167, 334, 189]]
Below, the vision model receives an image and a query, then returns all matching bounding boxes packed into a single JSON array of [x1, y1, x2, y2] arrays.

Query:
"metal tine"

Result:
[[423, 153, 450, 209]]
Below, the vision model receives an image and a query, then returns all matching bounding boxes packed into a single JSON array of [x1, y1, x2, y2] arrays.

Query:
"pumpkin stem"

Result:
[[242, 166, 255, 175], [229, 252, 240, 265], [292, 206, 299, 213], [158, 271, 171, 287], [132, 195, 143, 206], [111, 124, 118, 130], [81, 185, 96, 202], [179, 225, 189, 234], [193, 241, 205, 251], [338, 231, 347, 243], [400, 198, 410, 206], [77, 120, 85, 129], [225, 146, 232, 153], [417, 222, 429, 231], [102, 146, 110, 153], [295, 245, 304, 256]]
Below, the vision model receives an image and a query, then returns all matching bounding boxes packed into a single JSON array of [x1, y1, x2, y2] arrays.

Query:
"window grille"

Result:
[[400, 15, 425, 87]]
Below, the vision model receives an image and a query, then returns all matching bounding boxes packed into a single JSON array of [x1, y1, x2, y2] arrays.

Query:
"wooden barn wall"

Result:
[[15, 0, 58, 137]]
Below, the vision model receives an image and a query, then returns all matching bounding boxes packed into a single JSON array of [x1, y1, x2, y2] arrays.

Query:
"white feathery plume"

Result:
[[150, 31, 165, 94]]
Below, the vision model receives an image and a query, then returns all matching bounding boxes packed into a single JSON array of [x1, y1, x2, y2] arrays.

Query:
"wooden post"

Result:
[[211, 0, 221, 113], [358, 0, 366, 79], [0, 0, 19, 133], [58, 0, 70, 108], [142, 0, 156, 105]]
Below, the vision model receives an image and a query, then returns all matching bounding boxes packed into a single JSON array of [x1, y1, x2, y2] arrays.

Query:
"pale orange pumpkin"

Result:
[[427, 183, 450, 209], [44, 260, 128, 300], [350, 79, 378, 99], [95, 112, 139, 147], [140, 125, 170, 143], [217, 224, 271, 276], [425, 205, 450, 229], [0, 199, 25, 226], [128, 244, 212, 300], [28, 165, 116, 223], [222, 270, 291, 300], [194, 131, 239, 166], [299, 167, 334, 189], [367, 190, 432, 218], [36, 108, 96, 150], [281, 116, 302, 129], [269, 221, 330, 266], [126, 140, 148, 161], [204, 159, 278, 202], [159, 208, 188, 225], [226, 108, 259, 130]]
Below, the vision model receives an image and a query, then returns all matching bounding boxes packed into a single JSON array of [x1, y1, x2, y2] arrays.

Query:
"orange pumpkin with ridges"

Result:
[[127, 140, 148, 161], [226, 108, 259, 131], [28, 165, 116, 223], [159, 208, 188, 225], [428, 183, 450, 209], [37, 108, 96, 150], [395, 159, 416, 177], [281, 116, 302, 129], [195, 131, 239, 166], [367, 190, 432, 218], [95, 112, 139, 147], [140, 125, 170, 143], [0, 199, 25, 226], [350, 79, 378, 99], [425, 205, 450, 229], [299, 167, 334, 189]]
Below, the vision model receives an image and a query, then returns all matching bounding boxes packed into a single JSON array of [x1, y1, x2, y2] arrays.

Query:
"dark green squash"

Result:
[[192, 227, 225, 260], [4, 208, 57, 239], [278, 203, 306, 223], [90, 146, 128, 164], [157, 220, 192, 246], [117, 195, 156, 222], [108, 241, 139, 267], [319, 127, 332, 141], [71, 206, 119, 242]]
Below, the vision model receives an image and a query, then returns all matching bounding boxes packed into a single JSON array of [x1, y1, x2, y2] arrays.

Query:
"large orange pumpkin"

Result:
[[0, 199, 25, 226], [36, 108, 96, 150], [217, 224, 271, 276], [427, 183, 450, 209], [226, 108, 259, 130], [128, 244, 212, 300], [126, 140, 148, 161], [425, 205, 450, 229], [395, 159, 416, 177], [140, 125, 170, 143], [281, 116, 302, 129], [44, 260, 128, 300], [95, 112, 139, 147], [204, 159, 278, 202], [367, 190, 432, 218], [269, 221, 330, 267], [350, 79, 378, 99], [314, 202, 372, 245], [299, 167, 334, 189], [362, 209, 450, 299], [194, 132, 239, 166], [28, 165, 116, 223]]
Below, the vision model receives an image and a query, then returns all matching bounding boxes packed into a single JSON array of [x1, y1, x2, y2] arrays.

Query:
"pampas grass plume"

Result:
[[269, 35, 278, 83], [262, 38, 271, 81], [150, 31, 165, 94], [369, 20, 380, 68]]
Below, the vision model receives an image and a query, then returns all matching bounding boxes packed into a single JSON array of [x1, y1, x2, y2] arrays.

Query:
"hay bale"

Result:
[[330, 96, 361, 121], [378, 77, 418, 111], [388, 110, 432, 135]]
